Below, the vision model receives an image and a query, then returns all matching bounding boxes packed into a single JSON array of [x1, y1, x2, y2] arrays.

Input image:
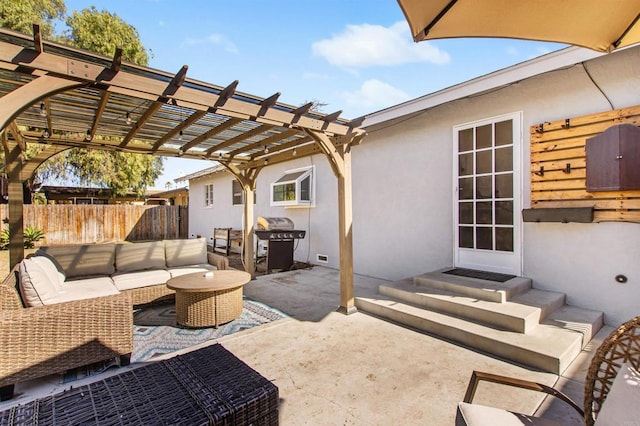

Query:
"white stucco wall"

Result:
[[186, 46, 640, 326], [356, 45, 640, 326], [187, 156, 342, 269]]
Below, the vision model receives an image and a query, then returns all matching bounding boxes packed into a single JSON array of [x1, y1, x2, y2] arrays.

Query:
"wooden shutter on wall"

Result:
[[530, 105, 640, 223]]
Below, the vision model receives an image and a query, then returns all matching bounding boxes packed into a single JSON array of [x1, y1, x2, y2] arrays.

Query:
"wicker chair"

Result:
[[460, 316, 640, 425], [0, 267, 133, 401]]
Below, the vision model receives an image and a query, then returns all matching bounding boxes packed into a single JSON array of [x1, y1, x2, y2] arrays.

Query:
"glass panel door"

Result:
[[454, 113, 521, 275]]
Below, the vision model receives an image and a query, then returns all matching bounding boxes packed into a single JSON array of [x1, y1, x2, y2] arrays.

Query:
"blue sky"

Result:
[[61, 0, 567, 189]]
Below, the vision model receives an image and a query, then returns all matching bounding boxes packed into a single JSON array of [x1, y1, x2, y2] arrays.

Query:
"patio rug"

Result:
[[443, 268, 516, 283], [61, 297, 288, 383]]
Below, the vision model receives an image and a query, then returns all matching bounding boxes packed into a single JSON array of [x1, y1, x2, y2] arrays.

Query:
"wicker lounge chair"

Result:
[[0, 267, 133, 401], [458, 316, 640, 425]]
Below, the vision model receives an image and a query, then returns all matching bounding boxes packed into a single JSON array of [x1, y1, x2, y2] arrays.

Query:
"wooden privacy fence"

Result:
[[0, 205, 188, 245], [530, 104, 640, 223]]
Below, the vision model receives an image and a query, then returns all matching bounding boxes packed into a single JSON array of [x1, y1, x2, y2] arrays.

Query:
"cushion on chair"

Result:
[[48, 277, 120, 304], [164, 238, 207, 267], [115, 241, 166, 273], [38, 243, 116, 278], [456, 402, 563, 426], [594, 361, 640, 425], [19, 255, 66, 306]]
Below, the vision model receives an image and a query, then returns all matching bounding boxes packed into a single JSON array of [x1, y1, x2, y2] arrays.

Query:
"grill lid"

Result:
[[257, 216, 294, 231]]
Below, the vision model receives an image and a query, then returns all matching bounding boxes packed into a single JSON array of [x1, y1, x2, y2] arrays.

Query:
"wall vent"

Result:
[[316, 254, 329, 263]]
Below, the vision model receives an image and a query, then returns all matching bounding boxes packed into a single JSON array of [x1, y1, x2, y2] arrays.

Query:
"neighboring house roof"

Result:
[[362, 46, 604, 128], [152, 187, 189, 198], [38, 185, 159, 199], [175, 164, 227, 183]]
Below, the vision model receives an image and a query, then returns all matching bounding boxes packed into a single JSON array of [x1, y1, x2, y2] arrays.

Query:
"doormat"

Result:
[[443, 268, 516, 283], [61, 297, 288, 383]]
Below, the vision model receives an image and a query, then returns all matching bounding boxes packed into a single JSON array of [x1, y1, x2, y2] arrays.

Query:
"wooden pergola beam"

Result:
[[32, 23, 43, 53], [180, 117, 243, 153], [248, 135, 312, 160], [119, 65, 188, 148], [152, 110, 207, 151], [228, 128, 300, 158], [204, 124, 274, 157], [0, 40, 353, 136], [215, 80, 239, 108], [255, 93, 280, 118]]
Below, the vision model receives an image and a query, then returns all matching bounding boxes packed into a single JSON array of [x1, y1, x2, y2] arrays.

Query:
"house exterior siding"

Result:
[[186, 45, 640, 326], [358, 45, 640, 326], [187, 157, 341, 269]]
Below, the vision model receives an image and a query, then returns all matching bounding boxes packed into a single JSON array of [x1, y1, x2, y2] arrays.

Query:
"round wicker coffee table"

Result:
[[166, 270, 251, 328]]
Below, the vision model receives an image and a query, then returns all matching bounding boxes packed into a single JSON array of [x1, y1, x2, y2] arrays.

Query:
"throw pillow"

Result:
[[38, 243, 116, 278], [19, 256, 64, 306], [115, 241, 166, 273], [164, 238, 207, 267]]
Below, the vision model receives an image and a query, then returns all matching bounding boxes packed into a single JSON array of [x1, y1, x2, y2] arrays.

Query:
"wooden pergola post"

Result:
[[306, 130, 363, 314], [221, 163, 262, 279], [2, 135, 25, 271], [0, 76, 84, 269]]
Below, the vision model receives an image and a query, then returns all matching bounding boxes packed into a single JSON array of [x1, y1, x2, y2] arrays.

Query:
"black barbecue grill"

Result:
[[255, 217, 306, 273]]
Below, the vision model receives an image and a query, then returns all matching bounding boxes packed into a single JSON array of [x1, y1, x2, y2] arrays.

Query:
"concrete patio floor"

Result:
[[199, 266, 612, 425], [2, 265, 612, 425]]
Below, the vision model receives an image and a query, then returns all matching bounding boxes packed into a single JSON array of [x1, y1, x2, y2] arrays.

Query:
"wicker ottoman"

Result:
[[0, 344, 278, 425]]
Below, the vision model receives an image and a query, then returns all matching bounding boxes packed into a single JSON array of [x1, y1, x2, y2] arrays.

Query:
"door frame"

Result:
[[452, 111, 523, 275]]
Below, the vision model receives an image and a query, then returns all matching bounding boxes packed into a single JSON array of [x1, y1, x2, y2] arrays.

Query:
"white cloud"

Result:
[[312, 21, 450, 68], [339, 79, 411, 111], [505, 46, 519, 56], [183, 34, 238, 54]]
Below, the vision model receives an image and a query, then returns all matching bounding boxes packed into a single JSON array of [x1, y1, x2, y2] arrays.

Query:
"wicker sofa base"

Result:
[[0, 344, 279, 425], [123, 283, 175, 306]]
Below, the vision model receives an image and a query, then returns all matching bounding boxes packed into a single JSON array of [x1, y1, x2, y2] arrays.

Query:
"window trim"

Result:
[[204, 183, 214, 207], [232, 179, 256, 205], [270, 165, 315, 207]]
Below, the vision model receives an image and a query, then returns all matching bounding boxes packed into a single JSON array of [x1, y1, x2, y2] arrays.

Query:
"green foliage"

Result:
[[64, 6, 150, 66], [0, 1, 162, 195], [0, 226, 45, 250], [42, 149, 164, 197], [0, 0, 66, 38]]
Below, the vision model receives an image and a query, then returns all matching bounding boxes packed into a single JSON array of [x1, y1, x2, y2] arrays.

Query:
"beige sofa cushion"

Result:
[[19, 255, 66, 306], [164, 238, 207, 267], [38, 243, 116, 278], [595, 361, 640, 425], [456, 402, 563, 426], [112, 269, 172, 291], [115, 241, 166, 273], [47, 277, 120, 304]]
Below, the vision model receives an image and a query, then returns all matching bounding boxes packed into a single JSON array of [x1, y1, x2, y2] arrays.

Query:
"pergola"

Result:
[[0, 26, 365, 314]]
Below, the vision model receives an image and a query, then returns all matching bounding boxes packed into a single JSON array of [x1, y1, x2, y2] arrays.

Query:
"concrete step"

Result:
[[413, 269, 532, 303], [379, 280, 565, 333], [354, 295, 603, 374]]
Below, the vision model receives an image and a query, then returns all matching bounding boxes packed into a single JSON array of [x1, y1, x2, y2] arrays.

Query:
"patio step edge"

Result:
[[354, 296, 594, 375], [379, 282, 561, 333], [413, 270, 532, 303]]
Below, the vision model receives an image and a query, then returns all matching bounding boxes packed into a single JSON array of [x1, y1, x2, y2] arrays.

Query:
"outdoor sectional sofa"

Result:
[[0, 238, 229, 401]]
